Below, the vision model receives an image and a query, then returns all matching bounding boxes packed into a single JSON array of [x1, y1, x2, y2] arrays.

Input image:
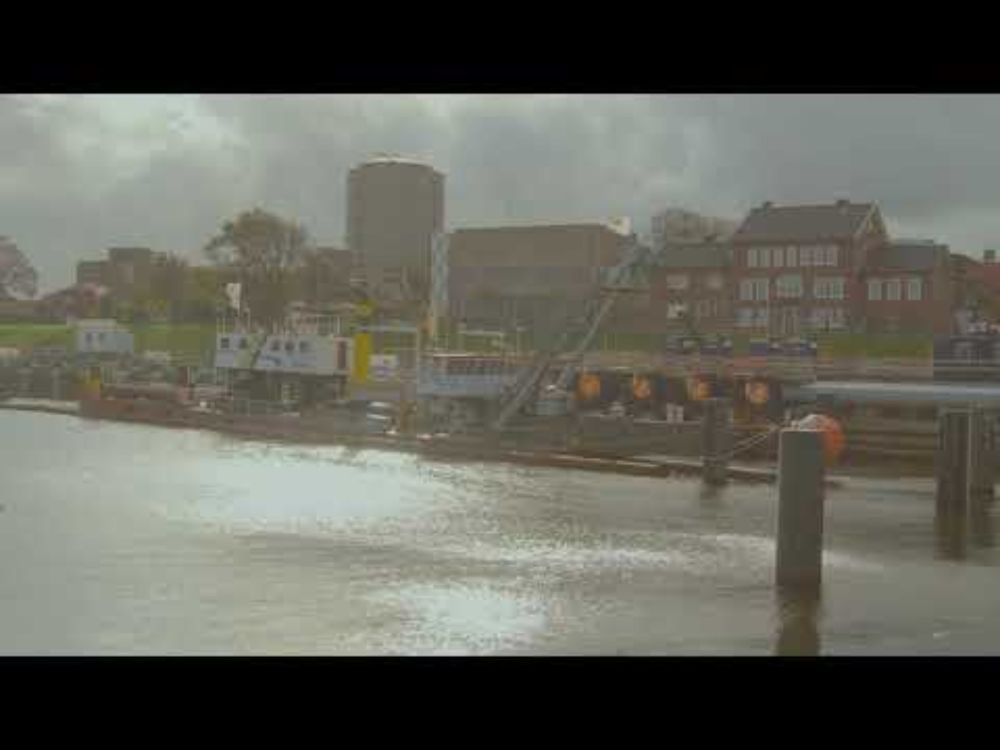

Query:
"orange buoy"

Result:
[[745, 379, 770, 406], [794, 413, 845, 465], [687, 376, 712, 402], [632, 375, 652, 400], [578, 372, 601, 401]]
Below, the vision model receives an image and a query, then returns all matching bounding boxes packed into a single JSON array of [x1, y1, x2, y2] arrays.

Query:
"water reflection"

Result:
[[970, 497, 995, 550], [774, 588, 822, 656]]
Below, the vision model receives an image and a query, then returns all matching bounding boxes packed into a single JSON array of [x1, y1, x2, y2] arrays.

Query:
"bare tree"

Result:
[[0, 237, 38, 300]]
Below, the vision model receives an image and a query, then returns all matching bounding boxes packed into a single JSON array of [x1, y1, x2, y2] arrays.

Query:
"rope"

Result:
[[716, 421, 785, 460]]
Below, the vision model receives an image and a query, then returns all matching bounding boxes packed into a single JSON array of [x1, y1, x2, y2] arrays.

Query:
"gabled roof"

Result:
[[732, 201, 875, 243], [874, 241, 948, 271], [656, 243, 732, 269]]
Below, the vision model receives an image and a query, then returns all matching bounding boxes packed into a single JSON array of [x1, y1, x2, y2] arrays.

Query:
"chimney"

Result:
[[985, 249, 996, 264]]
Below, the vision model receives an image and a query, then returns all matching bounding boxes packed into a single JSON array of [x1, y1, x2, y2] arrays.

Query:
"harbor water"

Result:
[[2, 410, 999, 655]]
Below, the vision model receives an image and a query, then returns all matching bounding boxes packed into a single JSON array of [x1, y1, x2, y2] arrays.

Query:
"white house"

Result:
[[74, 319, 134, 356]]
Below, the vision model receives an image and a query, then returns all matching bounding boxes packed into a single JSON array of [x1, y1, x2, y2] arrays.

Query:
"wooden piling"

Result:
[[936, 409, 970, 559], [969, 408, 995, 548], [701, 397, 731, 486], [776, 429, 825, 593]]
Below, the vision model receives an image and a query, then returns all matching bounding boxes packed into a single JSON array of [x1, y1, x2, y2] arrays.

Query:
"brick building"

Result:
[[730, 200, 891, 335], [650, 243, 732, 334], [76, 246, 155, 300], [447, 223, 631, 335], [863, 240, 953, 334]]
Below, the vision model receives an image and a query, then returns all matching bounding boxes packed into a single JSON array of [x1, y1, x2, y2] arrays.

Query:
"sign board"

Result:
[[371, 354, 399, 381]]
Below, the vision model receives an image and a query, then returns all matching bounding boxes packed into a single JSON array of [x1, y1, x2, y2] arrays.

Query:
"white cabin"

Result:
[[214, 331, 353, 376], [74, 319, 134, 356]]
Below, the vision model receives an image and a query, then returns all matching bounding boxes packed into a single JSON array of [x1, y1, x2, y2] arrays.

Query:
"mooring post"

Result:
[[968, 408, 995, 548], [700, 397, 731, 486], [774, 588, 821, 657], [936, 409, 970, 559], [775, 428, 825, 594]]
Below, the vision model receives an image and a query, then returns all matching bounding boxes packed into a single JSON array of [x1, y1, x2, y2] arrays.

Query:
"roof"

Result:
[[450, 222, 622, 236], [874, 241, 948, 271], [732, 201, 874, 243], [656, 243, 732, 269], [354, 155, 439, 171]]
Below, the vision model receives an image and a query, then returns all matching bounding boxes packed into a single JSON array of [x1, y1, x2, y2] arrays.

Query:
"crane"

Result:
[[491, 240, 655, 430]]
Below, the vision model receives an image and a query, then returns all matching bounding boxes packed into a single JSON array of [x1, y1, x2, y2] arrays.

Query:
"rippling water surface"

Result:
[[2, 411, 999, 654]]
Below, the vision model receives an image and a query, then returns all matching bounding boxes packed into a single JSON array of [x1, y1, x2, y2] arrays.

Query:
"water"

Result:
[[2, 410, 1000, 655]]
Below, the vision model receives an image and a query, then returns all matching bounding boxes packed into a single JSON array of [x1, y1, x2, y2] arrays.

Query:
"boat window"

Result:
[[220, 337, 230, 350], [239, 338, 248, 350], [271, 340, 281, 351], [285, 341, 295, 353], [299, 341, 310, 353]]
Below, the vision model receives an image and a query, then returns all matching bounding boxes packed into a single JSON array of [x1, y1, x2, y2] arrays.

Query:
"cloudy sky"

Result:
[[4, 93, 1000, 293]]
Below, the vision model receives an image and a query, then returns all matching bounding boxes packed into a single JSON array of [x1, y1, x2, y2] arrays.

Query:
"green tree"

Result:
[[204, 208, 310, 326]]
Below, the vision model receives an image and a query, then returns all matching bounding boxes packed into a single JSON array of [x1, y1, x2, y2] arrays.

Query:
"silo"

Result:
[[346, 155, 445, 300]]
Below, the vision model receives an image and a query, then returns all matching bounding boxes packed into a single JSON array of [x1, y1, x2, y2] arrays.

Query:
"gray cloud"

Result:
[[3, 94, 1000, 293]]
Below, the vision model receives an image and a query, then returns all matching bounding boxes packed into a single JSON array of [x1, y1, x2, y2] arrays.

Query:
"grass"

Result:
[[0, 324, 73, 351]]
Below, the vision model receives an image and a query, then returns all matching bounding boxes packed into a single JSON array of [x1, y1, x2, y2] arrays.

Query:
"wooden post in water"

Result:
[[775, 429, 825, 594], [936, 409, 970, 559], [700, 397, 731, 486], [969, 408, 995, 548]]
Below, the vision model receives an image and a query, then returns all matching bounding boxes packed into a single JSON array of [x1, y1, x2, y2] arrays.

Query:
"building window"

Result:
[[751, 278, 770, 301], [776, 274, 803, 299], [814, 276, 846, 300], [868, 278, 882, 301], [705, 273, 724, 291], [747, 248, 759, 268], [772, 247, 783, 268], [220, 337, 230, 350], [801, 246, 813, 267], [271, 340, 281, 351], [786, 246, 798, 267], [755, 308, 769, 328], [739, 279, 755, 301], [285, 341, 295, 353], [823, 245, 839, 266], [810, 307, 846, 331], [737, 308, 754, 327], [907, 277, 923, 301], [759, 248, 770, 269], [299, 341, 310, 353], [696, 299, 717, 319], [887, 278, 902, 301], [665, 273, 689, 291], [239, 337, 248, 350]]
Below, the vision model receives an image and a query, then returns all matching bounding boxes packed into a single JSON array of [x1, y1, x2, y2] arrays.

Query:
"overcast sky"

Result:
[[4, 94, 1000, 293]]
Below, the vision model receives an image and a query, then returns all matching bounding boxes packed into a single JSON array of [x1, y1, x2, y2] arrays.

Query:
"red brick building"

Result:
[[863, 240, 953, 334], [649, 242, 733, 334], [729, 200, 890, 335]]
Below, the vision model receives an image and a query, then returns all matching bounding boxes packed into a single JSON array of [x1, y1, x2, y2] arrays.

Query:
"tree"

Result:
[[0, 237, 38, 300], [204, 208, 310, 326]]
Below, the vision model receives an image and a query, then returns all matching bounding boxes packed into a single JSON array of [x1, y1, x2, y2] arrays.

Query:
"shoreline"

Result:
[[0, 397, 902, 486]]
